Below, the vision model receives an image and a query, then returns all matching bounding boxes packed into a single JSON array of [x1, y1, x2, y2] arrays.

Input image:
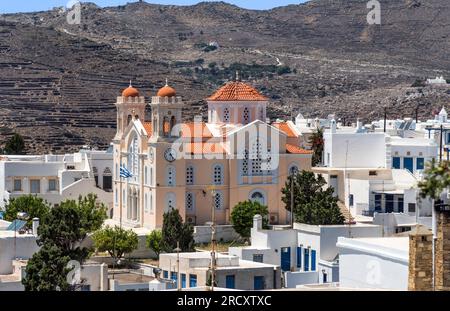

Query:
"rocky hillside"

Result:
[[0, 0, 449, 153]]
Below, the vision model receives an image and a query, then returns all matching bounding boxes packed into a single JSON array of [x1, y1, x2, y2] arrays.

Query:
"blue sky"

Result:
[[0, 0, 308, 13]]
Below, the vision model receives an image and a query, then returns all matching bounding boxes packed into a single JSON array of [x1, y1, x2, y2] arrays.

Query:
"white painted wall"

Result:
[[0, 234, 39, 274]]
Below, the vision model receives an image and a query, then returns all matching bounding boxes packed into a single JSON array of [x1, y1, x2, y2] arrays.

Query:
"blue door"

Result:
[[403, 157, 413, 173], [296, 247, 302, 268], [311, 250, 316, 271], [181, 274, 186, 288], [416, 158, 424, 170], [392, 157, 401, 169], [304, 248, 310, 272], [254, 276, 265, 290], [280, 247, 291, 272], [226, 275, 235, 289]]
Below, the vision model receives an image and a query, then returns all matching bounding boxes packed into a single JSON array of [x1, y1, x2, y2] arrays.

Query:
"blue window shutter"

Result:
[[181, 274, 186, 288], [296, 247, 302, 268], [189, 274, 197, 288], [311, 250, 317, 271], [416, 158, 424, 170], [304, 249, 309, 272]]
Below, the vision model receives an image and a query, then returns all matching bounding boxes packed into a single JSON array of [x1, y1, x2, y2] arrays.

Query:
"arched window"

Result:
[[250, 190, 265, 206], [223, 108, 230, 123], [213, 191, 223, 210], [170, 116, 176, 134], [165, 193, 176, 213], [213, 164, 223, 185], [127, 115, 132, 125], [243, 107, 250, 124], [145, 166, 148, 185], [150, 166, 153, 186], [289, 164, 299, 175], [186, 166, 194, 185], [150, 193, 153, 214], [128, 135, 139, 180], [259, 107, 264, 121], [144, 193, 148, 213], [167, 166, 176, 187], [186, 192, 195, 212], [163, 116, 170, 136], [115, 164, 119, 180]]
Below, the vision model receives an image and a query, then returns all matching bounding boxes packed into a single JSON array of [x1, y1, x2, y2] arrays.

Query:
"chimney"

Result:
[[408, 225, 433, 291], [253, 214, 263, 231], [435, 208, 450, 291], [32, 218, 39, 236]]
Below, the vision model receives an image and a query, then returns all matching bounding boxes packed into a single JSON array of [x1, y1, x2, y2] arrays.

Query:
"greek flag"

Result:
[[120, 165, 133, 178]]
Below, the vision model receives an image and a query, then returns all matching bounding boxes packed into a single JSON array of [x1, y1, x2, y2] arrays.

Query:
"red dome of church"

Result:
[[157, 80, 176, 97], [122, 85, 140, 97]]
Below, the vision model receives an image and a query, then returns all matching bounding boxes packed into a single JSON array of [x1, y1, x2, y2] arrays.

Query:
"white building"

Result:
[[159, 250, 281, 290], [337, 236, 409, 290], [0, 147, 113, 216], [426, 76, 447, 85], [318, 120, 436, 219], [229, 215, 382, 288]]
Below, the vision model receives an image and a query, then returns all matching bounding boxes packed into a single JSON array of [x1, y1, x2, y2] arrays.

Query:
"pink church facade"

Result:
[[112, 80, 312, 230]]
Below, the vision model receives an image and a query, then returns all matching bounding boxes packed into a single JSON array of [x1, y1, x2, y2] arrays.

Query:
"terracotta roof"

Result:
[[286, 144, 313, 154], [207, 81, 268, 101], [184, 142, 226, 154], [143, 122, 153, 136], [273, 122, 298, 138]]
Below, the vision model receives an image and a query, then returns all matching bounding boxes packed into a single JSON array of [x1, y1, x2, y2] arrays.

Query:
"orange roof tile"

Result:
[[184, 142, 226, 154], [286, 144, 313, 154], [207, 81, 268, 101], [273, 122, 298, 138], [143, 122, 153, 136]]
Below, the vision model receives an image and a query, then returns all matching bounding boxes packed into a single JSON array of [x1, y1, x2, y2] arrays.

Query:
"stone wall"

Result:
[[408, 226, 433, 291], [435, 211, 450, 291]]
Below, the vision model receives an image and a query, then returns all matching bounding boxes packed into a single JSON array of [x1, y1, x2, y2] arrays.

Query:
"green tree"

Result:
[[230, 200, 269, 239], [146, 230, 163, 258], [92, 226, 138, 263], [4, 133, 25, 155], [282, 171, 345, 225], [161, 209, 195, 253], [418, 159, 450, 200], [22, 244, 71, 291], [37, 194, 107, 262], [4, 195, 51, 227], [308, 127, 324, 166]]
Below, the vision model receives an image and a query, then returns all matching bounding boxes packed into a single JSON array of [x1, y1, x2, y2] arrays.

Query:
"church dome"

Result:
[[157, 81, 176, 97], [122, 84, 140, 97]]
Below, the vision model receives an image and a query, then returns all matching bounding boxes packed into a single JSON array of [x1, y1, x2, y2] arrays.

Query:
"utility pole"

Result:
[[175, 242, 181, 291], [290, 169, 296, 228], [440, 124, 443, 163], [208, 186, 217, 292]]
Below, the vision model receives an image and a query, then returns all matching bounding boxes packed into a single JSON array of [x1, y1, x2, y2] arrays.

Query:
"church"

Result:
[[112, 78, 312, 230]]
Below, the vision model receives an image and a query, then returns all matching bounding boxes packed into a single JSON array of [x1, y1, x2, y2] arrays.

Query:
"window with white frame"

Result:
[[214, 191, 223, 210], [150, 193, 153, 214], [30, 179, 40, 194], [213, 164, 223, 185], [186, 166, 194, 185], [13, 179, 22, 191], [167, 166, 176, 187], [186, 192, 195, 212], [223, 108, 230, 123], [250, 191, 265, 206], [145, 166, 148, 185], [150, 166, 153, 186], [48, 179, 57, 191], [145, 193, 148, 213]]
